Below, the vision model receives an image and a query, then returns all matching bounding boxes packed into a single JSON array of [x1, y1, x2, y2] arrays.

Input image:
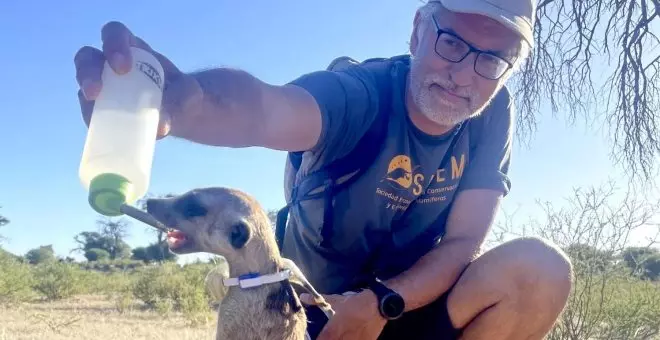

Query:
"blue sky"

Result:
[[0, 1, 656, 262]]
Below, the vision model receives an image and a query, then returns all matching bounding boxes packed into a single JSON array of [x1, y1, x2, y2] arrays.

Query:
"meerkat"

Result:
[[145, 186, 334, 340]]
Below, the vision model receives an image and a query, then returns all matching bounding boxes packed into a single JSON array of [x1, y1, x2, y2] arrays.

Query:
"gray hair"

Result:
[[416, 0, 530, 73]]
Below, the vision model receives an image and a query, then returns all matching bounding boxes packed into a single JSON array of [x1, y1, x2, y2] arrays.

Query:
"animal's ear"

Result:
[[228, 220, 251, 249]]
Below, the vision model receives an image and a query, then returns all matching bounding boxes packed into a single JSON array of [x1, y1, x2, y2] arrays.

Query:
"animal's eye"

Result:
[[228, 220, 251, 249], [173, 194, 207, 219]]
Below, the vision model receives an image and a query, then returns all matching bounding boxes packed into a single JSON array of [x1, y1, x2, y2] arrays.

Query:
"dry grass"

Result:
[[0, 294, 217, 340]]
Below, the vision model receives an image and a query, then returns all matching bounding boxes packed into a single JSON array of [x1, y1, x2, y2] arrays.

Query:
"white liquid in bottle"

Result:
[[79, 47, 164, 216]]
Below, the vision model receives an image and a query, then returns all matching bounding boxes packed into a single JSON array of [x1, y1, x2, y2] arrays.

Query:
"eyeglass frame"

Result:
[[430, 14, 515, 80]]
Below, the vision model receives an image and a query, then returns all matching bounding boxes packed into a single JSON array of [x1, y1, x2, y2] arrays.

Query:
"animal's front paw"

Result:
[[300, 294, 335, 319], [312, 296, 335, 317], [319, 302, 335, 319]]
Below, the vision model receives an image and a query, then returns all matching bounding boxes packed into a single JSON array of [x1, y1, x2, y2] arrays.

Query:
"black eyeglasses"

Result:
[[431, 14, 513, 80]]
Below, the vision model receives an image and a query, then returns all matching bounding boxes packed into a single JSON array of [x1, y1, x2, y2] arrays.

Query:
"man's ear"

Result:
[[410, 10, 423, 55], [228, 220, 251, 249]]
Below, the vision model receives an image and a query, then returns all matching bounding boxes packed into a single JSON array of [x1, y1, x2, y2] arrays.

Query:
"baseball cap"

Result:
[[430, 0, 536, 47]]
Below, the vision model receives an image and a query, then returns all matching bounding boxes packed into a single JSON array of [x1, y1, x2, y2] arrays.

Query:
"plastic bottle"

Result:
[[78, 47, 165, 216]]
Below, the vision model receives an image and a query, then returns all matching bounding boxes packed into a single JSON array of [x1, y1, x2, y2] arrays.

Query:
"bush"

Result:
[[0, 251, 34, 303], [547, 269, 660, 339], [599, 275, 660, 339], [31, 262, 83, 300], [492, 182, 660, 339], [130, 261, 217, 325], [131, 242, 177, 263], [24, 245, 56, 265], [79, 258, 145, 273], [1, 248, 223, 320], [84, 248, 110, 262], [131, 262, 180, 308], [174, 263, 216, 325]]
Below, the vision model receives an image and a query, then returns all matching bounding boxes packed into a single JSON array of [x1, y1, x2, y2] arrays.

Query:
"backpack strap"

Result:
[[275, 56, 398, 253]]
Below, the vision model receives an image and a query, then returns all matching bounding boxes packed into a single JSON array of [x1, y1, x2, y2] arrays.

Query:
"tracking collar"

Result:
[[223, 269, 292, 289]]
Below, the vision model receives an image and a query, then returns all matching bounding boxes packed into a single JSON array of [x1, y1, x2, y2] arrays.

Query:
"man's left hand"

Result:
[[300, 289, 387, 340]]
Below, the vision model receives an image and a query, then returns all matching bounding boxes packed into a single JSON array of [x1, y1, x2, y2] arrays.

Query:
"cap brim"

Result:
[[437, 0, 534, 47]]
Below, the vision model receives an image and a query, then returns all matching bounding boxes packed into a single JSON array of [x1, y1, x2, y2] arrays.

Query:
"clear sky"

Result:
[[0, 1, 657, 263]]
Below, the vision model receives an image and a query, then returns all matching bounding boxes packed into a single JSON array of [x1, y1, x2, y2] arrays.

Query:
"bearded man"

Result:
[[73, 1, 573, 339]]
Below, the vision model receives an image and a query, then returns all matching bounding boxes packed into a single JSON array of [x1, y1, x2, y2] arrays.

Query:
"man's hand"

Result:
[[386, 188, 503, 312], [74, 21, 202, 139], [300, 290, 387, 340]]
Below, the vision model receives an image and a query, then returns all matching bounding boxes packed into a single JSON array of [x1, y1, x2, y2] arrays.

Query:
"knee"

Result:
[[499, 237, 573, 301]]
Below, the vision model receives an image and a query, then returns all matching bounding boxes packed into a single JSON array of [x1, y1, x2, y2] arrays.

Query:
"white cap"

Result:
[[431, 0, 536, 47]]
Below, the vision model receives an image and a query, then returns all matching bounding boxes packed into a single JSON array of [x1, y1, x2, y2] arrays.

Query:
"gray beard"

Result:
[[407, 57, 495, 126]]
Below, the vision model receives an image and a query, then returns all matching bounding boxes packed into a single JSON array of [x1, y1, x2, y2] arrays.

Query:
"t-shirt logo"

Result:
[[376, 153, 466, 212], [384, 155, 420, 190]]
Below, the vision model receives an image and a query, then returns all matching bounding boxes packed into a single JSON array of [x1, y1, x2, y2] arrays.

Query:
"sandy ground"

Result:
[[0, 295, 217, 340]]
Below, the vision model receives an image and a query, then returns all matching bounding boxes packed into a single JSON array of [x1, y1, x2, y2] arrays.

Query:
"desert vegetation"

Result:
[[0, 196, 228, 339], [1, 182, 659, 339]]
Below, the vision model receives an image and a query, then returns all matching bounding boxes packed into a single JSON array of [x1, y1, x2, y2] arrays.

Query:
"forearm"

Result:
[[168, 67, 321, 151], [169, 67, 268, 147], [385, 236, 481, 312]]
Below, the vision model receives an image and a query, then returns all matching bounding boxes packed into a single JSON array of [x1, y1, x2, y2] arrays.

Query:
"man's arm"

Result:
[[169, 67, 322, 151], [383, 86, 515, 311], [171, 67, 379, 159], [76, 23, 378, 163], [385, 189, 502, 311], [76, 22, 326, 152]]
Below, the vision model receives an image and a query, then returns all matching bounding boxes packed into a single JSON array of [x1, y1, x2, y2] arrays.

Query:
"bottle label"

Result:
[[135, 61, 163, 91]]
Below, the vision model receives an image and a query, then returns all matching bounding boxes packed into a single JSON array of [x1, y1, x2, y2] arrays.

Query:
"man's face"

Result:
[[408, 6, 523, 128]]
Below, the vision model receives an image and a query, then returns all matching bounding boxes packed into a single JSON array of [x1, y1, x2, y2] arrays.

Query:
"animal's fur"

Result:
[[146, 187, 333, 340]]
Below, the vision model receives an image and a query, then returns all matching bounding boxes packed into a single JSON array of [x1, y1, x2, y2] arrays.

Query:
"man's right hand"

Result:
[[74, 21, 203, 139]]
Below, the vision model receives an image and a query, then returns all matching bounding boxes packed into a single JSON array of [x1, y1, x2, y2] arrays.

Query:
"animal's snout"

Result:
[[145, 199, 176, 226], [145, 199, 163, 214]]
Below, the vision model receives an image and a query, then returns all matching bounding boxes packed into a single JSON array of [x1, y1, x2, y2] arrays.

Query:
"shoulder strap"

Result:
[[275, 56, 398, 252]]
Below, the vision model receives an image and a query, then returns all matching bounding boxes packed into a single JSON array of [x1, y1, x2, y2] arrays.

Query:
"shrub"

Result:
[[0, 251, 34, 303], [31, 262, 83, 300], [492, 182, 660, 339], [24, 245, 56, 265], [175, 263, 216, 325], [131, 242, 177, 263], [131, 262, 180, 308], [84, 248, 110, 262], [130, 261, 217, 324]]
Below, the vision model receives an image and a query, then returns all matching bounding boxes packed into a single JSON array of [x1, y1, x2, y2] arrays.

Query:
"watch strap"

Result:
[[368, 278, 405, 320]]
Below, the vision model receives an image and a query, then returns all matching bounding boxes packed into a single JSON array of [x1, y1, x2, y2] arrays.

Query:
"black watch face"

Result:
[[381, 293, 405, 319]]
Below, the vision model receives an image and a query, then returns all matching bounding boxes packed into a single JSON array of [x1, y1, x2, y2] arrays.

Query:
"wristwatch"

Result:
[[367, 278, 405, 320]]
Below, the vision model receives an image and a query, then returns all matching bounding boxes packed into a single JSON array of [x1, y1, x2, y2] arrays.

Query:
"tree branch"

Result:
[[509, 0, 660, 183]]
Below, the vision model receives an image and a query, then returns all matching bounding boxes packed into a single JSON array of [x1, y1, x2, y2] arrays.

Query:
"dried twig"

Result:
[[508, 0, 660, 182]]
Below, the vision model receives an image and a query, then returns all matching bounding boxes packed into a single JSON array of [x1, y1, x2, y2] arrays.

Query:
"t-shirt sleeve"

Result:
[[287, 68, 379, 166], [457, 86, 514, 196]]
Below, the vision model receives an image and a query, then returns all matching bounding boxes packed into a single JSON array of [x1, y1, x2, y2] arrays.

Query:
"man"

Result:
[[74, 0, 573, 339]]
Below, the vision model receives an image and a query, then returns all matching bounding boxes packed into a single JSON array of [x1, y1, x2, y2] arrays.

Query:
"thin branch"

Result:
[[510, 0, 660, 183]]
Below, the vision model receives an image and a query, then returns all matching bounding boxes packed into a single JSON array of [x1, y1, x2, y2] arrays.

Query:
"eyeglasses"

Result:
[[431, 14, 513, 80]]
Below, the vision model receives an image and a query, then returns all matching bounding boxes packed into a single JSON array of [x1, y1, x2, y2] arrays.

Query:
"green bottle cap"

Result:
[[88, 173, 134, 216]]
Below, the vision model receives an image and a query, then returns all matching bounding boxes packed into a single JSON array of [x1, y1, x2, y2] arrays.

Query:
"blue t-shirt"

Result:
[[281, 55, 513, 294]]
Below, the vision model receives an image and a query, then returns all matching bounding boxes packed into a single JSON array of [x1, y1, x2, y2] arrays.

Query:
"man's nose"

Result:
[[447, 54, 477, 87]]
